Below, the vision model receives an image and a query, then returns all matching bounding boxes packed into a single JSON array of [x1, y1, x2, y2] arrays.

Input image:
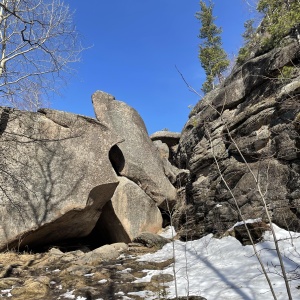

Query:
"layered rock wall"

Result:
[[175, 37, 300, 238]]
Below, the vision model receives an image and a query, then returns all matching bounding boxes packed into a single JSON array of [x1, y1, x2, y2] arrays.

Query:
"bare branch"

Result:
[[0, 0, 84, 110]]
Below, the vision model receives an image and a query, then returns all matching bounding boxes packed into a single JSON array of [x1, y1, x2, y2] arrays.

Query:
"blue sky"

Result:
[[52, 1, 254, 134]]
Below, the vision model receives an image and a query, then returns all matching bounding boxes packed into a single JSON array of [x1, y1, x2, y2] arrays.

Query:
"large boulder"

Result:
[[150, 130, 181, 146], [92, 91, 177, 208], [0, 108, 120, 250], [175, 37, 300, 238], [133, 232, 170, 249], [78, 243, 128, 265], [150, 131, 180, 167], [94, 177, 163, 243]]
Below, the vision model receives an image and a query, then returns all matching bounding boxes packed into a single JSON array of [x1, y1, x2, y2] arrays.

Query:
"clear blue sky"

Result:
[[52, 1, 254, 135]]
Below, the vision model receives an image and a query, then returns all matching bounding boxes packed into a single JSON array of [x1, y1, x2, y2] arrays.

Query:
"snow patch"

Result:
[[60, 290, 75, 299], [115, 291, 124, 296], [52, 268, 61, 273], [118, 268, 132, 274], [98, 279, 107, 284], [159, 226, 176, 239], [1, 288, 12, 297], [128, 290, 157, 299], [138, 224, 300, 299], [133, 269, 165, 283], [228, 218, 262, 231]]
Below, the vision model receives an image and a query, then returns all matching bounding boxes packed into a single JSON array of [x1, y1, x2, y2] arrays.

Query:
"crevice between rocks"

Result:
[[3, 181, 119, 253], [0, 108, 10, 135]]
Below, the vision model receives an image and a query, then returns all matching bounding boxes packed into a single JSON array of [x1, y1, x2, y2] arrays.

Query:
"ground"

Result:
[[0, 225, 300, 300]]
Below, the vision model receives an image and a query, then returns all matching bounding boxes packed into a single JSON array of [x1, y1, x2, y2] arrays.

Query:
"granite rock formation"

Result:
[[0, 93, 176, 250], [92, 91, 177, 209], [0, 108, 120, 250]]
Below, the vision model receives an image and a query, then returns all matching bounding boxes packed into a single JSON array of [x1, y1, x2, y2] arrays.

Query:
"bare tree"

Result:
[[242, 0, 258, 11], [0, 0, 83, 110]]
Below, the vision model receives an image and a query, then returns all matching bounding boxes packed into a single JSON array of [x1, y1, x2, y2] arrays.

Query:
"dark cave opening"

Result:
[[159, 207, 172, 228], [17, 145, 128, 253], [24, 200, 131, 254], [13, 203, 168, 254]]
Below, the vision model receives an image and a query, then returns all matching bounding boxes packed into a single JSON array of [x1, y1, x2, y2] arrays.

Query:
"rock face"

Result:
[[133, 232, 170, 249], [94, 177, 163, 243], [227, 221, 270, 246], [176, 37, 300, 238], [92, 91, 177, 208], [0, 108, 120, 250]]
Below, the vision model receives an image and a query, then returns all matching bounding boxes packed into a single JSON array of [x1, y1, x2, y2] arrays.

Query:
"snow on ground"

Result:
[[159, 226, 177, 239], [0, 288, 12, 297], [127, 290, 158, 299], [228, 218, 262, 231], [139, 224, 300, 300], [59, 290, 88, 300]]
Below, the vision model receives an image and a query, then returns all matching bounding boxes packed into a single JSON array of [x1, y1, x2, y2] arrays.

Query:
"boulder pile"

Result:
[[0, 92, 176, 251]]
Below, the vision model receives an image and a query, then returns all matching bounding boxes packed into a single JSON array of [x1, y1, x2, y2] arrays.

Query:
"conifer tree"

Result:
[[196, 0, 229, 94], [242, 19, 256, 44], [257, 0, 300, 46], [237, 0, 300, 63], [237, 19, 257, 63]]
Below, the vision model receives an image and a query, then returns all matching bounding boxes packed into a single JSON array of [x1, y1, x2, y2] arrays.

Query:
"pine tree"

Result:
[[237, 0, 300, 64], [257, 0, 300, 46], [242, 19, 256, 44], [237, 19, 257, 63], [196, 0, 229, 94]]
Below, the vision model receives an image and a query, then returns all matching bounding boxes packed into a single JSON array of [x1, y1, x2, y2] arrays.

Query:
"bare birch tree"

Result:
[[0, 0, 83, 110]]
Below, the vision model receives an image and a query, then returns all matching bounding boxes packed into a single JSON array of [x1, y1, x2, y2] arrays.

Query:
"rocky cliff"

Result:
[[174, 32, 300, 239]]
